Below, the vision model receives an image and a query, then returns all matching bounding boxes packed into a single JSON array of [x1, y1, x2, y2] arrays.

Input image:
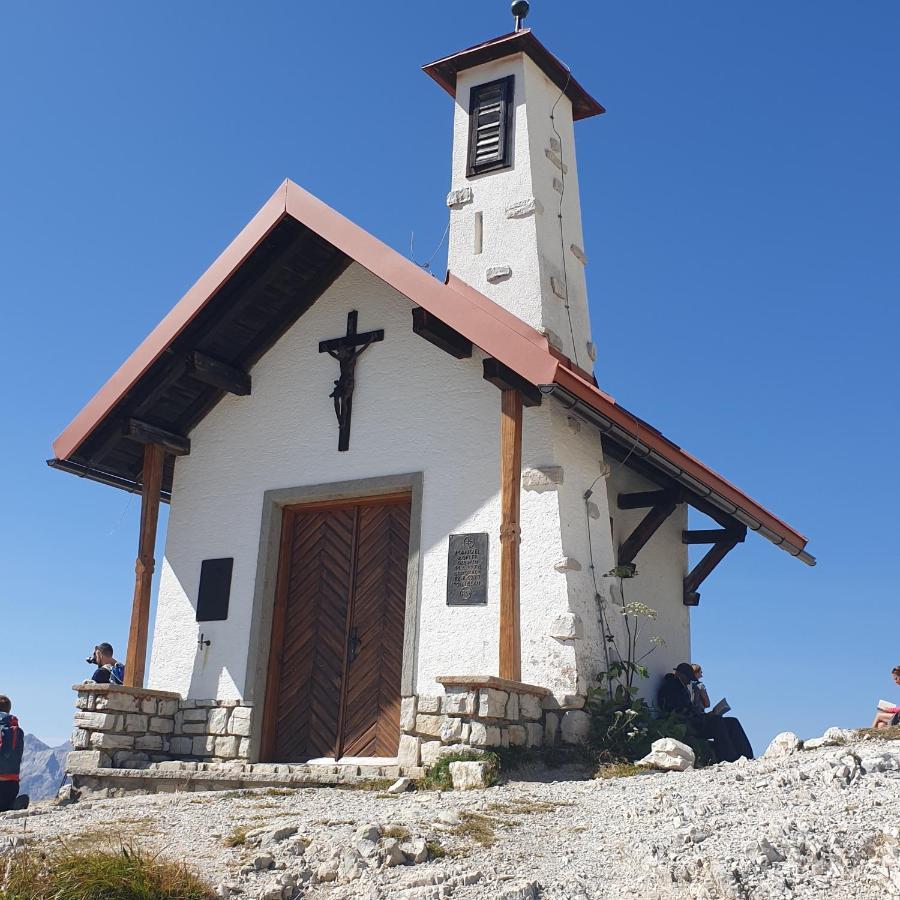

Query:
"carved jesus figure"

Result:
[[326, 335, 374, 427]]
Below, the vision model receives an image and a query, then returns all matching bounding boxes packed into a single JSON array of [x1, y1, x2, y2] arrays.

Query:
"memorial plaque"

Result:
[[446, 532, 489, 606]]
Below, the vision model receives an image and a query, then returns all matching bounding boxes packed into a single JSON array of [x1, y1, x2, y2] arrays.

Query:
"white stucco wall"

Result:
[[446, 53, 595, 370], [147, 262, 579, 700]]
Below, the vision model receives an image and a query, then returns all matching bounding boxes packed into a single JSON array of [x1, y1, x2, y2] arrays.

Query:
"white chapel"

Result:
[[52, 10, 813, 784]]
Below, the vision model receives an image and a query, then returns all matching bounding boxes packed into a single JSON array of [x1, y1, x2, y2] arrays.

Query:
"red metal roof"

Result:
[[50, 179, 811, 563], [422, 29, 605, 122]]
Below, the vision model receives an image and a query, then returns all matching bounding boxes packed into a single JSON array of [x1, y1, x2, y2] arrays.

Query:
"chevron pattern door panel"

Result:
[[341, 500, 410, 757], [262, 494, 410, 762]]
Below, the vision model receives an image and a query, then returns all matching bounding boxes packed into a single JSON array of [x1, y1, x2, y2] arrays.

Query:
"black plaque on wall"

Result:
[[196, 558, 234, 622], [446, 533, 489, 606]]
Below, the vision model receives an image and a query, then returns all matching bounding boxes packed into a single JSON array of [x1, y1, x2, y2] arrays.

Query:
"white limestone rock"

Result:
[[550, 612, 584, 641], [520, 693, 543, 720], [544, 712, 559, 745], [508, 725, 527, 747], [521, 466, 564, 492], [469, 722, 501, 748], [414, 714, 444, 737], [420, 740, 443, 766], [399, 696, 417, 731], [505, 692, 519, 721], [443, 688, 476, 716], [440, 717, 465, 743], [449, 761, 491, 790], [397, 734, 421, 768], [765, 732, 803, 758], [505, 197, 543, 218], [637, 751, 692, 772], [417, 695, 441, 715], [387, 777, 411, 795], [486, 265, 513, 283], [446, 186, 473, 208]]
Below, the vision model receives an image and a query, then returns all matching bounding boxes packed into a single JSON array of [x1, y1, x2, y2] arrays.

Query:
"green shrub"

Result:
[[2, 844, 215, 899], [421, 749, 499, 791]]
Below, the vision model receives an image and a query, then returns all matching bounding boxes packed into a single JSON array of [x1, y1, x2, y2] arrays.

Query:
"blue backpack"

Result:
[[109, 663, 125, 685]]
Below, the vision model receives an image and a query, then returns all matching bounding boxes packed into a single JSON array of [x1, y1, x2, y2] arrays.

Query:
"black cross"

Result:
[[318, 311, 384, 452]]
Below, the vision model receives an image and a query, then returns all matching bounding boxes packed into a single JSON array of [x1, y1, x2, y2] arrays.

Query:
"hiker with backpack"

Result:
[[0, 695, 29, 812], [88, 643, 125, 685]]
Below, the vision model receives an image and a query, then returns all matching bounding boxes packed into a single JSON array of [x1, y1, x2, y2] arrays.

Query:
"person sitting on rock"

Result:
[[657, 663, 754, 763], [0, 695, 29, 812], [690, 663, 711, 713], [871, 666, 900, 729]]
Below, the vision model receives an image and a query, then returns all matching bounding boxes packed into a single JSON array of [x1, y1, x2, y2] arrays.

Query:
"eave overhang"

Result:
[[49, 179, 813, 566]]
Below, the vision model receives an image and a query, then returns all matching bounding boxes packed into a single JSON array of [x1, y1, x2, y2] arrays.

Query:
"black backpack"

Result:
[[0, 713, 24, 778]]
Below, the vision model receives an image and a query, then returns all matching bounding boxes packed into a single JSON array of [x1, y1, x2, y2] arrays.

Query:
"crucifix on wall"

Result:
[[318, 310, 384, 451]]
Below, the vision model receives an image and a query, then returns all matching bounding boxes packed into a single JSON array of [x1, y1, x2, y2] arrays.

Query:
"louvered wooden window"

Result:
[[467, 76, 514, 177]]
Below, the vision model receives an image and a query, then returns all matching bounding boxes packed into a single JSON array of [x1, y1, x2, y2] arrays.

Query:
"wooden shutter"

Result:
[[196, 557, 233, 622], [467, 76, 515, 177]]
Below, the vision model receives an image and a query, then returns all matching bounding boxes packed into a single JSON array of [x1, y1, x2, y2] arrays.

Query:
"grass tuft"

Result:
[[421, 750, 500, 791], [858, 725, 900, 742], [2, 844, 215, 899], [335, 777, 394, 792], [425, 839, 447, 859], [453, 811, 496, 847], [382, 825, 410, 841], [223, 825, 251, 848], [594, 762, 649, 780]]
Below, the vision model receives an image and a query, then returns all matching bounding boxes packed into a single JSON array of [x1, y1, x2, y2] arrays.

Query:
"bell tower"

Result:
[[423, 4, 605, 371]]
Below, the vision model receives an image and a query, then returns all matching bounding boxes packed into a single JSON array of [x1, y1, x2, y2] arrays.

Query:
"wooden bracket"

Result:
[[482, 358, 542, 407], [683, 526, 746, 605], [124, 419, 191, 456], [187, 351, 251, 396], [618, 496, 680, 565], [682, 528, 746, 545], [618, 489, 678, 510], [411, 308, 473, 359]]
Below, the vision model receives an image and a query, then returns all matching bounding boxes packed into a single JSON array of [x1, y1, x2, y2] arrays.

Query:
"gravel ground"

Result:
[[2, 733, 898, 899]]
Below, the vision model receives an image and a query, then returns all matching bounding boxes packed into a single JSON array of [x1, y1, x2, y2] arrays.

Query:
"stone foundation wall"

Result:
[[68, 683, 254, 771], [397, 676, 590, 768]]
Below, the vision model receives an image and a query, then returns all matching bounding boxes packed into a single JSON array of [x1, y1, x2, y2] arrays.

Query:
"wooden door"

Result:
[[261, 493, 410, 762]]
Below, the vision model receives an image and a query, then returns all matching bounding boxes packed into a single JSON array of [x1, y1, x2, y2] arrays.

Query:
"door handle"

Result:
[[349, 627, 362, 663]]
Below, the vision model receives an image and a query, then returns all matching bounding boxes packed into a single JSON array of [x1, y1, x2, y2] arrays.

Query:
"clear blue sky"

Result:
[[1, 2, 897, 749]]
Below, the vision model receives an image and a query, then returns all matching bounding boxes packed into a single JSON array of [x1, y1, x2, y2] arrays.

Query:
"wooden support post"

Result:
[[124, 443, 166, 688], [499, 389, 523, 682]]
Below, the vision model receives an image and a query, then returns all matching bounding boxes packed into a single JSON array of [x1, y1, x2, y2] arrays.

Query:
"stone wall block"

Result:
[[113, 750, 149, 768], [207, 707, 230, 735], [478, 689, 508, 719], [66, 750, 110, 769], [89, 731, 134, 751], [505, 692, 519, 722], [140, 698, 158, 716], [443, 689, 475, 716], [125, 714, 149, 734], [182, 708, 208, 723], [214, 736, 239, 759], [75, 693, 95, 711], [192, 736, 216, 757], [149, 717, 175, 734], [526, 723, 543, 748], [520, 694, 543, 720], [158, 699, 179, 717], [169, 737, 193, 755], [400, 696, 417, 731], [134, 734, 163, 752], [228, 707, 252, 737], [73, 711, 120, 732], [521, 467, 564, 493], [417, 695, 441, 715], [181, 722, 207, 735], [440, 717, 464, 743], [468, 722, 501, 748], [420, 740, 444, 766], [561, 710, 590, 745], [544, 713, 559, 746], [414, 714, 444, 738], [397, 734, 421, 768], [195, 700, 216, 708], [71, 728, 91, 750], [94, 693, 139, 713], [508, 725, 527, 747], [237, 738, 251, 759]]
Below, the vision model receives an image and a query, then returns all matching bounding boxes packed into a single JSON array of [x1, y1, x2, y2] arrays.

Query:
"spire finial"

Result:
[[511, 1, 530, 31]]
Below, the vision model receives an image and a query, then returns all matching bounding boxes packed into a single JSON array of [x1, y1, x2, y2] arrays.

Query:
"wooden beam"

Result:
[[499, 389, 523, 682], [682, 528, 747, 545], [411, 308, 473, 359], [187, 351, 251, 396], [683, 534, 742, 605], [618, 489, 678, 510], [124, 444, 166, 688], [483, 358, 542, 407], [124, 419, 191, 457], [618, 498, 679, 565]]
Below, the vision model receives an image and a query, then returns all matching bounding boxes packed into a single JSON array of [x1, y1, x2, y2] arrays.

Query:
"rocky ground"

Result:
[[2, 730, 899, 899]]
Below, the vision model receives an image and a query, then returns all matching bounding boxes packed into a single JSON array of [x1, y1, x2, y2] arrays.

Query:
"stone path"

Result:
[[2, 733, 898, 899]]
